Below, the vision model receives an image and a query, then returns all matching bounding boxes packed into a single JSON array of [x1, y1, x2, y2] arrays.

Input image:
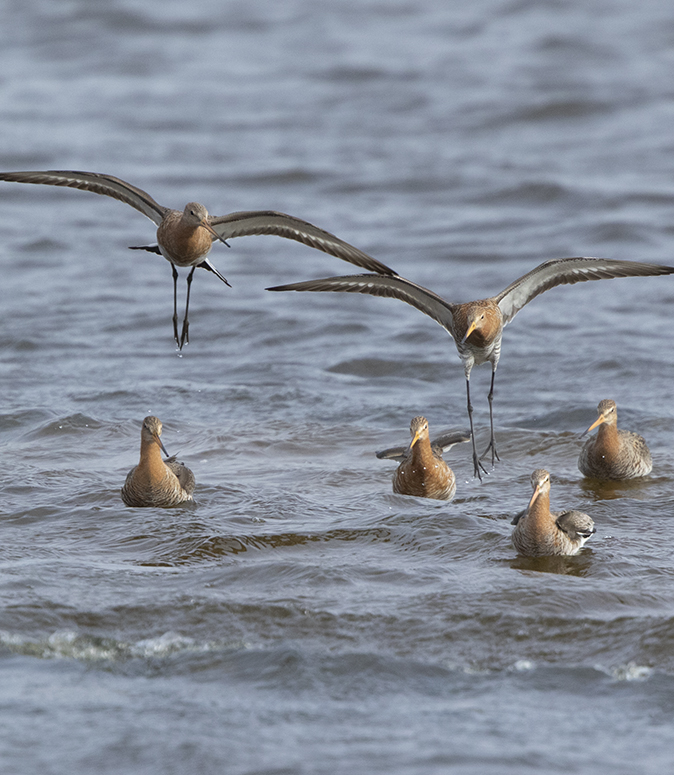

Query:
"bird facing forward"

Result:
[[121, 416, 195, 507]]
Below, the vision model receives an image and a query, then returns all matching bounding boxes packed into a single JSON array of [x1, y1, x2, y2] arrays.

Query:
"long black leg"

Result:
[[466, 378, 487, 480], [179, 266, 197, 349], [171, 264, 180, 345], [481, 369, 500, 466]]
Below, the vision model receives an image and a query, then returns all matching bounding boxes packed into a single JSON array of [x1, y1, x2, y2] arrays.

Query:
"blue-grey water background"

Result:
[[1, 1, 674, 773]]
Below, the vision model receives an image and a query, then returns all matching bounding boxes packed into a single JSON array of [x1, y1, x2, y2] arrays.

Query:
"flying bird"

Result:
[[0, 170, 395, 348], [268, 256, 674, 478]]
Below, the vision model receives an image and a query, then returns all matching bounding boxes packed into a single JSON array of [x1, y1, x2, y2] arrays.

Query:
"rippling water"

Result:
[[2, 1, 674, 773]]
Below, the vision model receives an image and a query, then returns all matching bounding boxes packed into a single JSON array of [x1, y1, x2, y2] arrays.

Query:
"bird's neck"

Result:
[[410, 437, 435, 468], [157, 211, 213, 265], [594, 421, 621, 458], [527, 492, 554, 531], [455, 302, 502, 347], [138, 439, 168, 480]]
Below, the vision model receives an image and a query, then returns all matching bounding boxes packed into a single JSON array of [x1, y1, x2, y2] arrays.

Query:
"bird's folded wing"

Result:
[[431, 430, 471, 454]]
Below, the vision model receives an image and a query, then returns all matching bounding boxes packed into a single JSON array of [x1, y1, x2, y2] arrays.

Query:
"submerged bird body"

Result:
[[512, 469, 595, 557], [578, 399, 652, 480], [0, 170, 395, 348], [376, 416, 470, 500], [269, 257, 674, 478], [121, 416, 195, 507]]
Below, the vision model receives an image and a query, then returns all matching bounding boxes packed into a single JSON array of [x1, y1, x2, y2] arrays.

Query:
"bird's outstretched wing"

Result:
[[209, 211, 395, 275], [268, 273, 456, 335], [430, 430, 471, 454], [377, 429, 469, 463], [495, 257, 674, 325], [375, 445, 407, 462], [0, 170, 169, 225]]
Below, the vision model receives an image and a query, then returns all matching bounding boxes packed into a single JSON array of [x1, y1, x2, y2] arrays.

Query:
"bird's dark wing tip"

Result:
[[376, 445, 406, 461], [129, 244, 162, 255]]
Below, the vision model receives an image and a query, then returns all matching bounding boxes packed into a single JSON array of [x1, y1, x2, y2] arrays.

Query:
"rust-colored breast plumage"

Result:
[[512, 473, 595, 557], [393, 442, 457, 501], [156, 211, 214, 267], [513, 506, 594, 557], [121, 459, 194, 507]]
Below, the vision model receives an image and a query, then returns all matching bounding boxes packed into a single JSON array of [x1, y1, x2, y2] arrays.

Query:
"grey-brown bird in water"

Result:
[[512, 469, 595, 557], [268, 257, 674, 479], [578, 399, 652, 480], [121, 416, 195, 507], [376, 416, 470, 500], [0, 170, 395, 348]]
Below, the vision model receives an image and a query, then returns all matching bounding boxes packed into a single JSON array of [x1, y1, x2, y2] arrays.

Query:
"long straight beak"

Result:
[[461, 321, 477, 345], [408, 428, 422, 451], [527, 485, 541, 511], [200, 219, 230, 248], [154, 434, 170, 458], [581, 415, 605, 438]]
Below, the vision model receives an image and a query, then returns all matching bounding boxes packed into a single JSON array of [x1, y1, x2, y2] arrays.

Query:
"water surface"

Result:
[[1, 1, 674, 773]]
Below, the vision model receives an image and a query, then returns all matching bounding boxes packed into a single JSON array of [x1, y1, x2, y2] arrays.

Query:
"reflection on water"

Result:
[[579, 476, 656, 501], [508, 551, 594, 577]]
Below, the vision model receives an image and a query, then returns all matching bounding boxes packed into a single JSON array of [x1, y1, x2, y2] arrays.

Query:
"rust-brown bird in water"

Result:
[[512, 469, 595, 557], [121, 416, 195, 507], [578, 399, 652, 480], [0, 170, 395, 348], [268, 257, 674, 478], [376, 416, 470, 500]]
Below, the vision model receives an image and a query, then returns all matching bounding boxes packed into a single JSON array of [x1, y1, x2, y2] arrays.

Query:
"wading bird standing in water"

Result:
[[268, 257, 674, 479], [0, 170, 395, 349]]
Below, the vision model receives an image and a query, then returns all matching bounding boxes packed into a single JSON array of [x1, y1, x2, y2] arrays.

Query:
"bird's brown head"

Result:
[[409, 416, 430, 448], [183, 202, 210, 224], [583, 398, 617, 435], [183, 202, 228, 245], [460, 303, 500, 347], [528, 468, 551, 509], [141, 416, 169, 457]]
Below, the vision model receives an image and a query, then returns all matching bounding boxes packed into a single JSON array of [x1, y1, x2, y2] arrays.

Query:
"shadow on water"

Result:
[[508, 550, 594, 577], [579, 476, 655, 501]]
